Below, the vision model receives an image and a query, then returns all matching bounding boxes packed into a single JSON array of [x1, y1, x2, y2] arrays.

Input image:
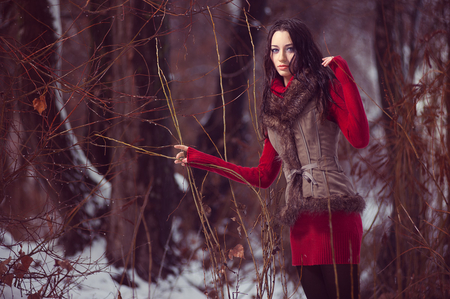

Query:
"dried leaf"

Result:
[[32, 94, 47, 115], [117, 290, 122, 299], [27, 292, 42, 299], [0, 257, 12, 285], [21, 255, 33, 269], [202, 204, 211, 217], [54, 259, 73, 272], [1, 273, 13, 286], [14, 255, 33, 278], [204, 289, 218, 299], [0, 257, 11, 275], [228, 244, 244, 260]]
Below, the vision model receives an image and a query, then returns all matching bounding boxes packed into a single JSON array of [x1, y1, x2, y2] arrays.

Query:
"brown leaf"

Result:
[[0, 257, 11, 276], [27, 286, 44, 299], [32, 94, 47, 115], [21, 256, 33, 269], [14, 255, 33, 278], [1, 273, 13, 287], [202, 204, 211, 217], [54, 259, 73, 272], [0, 257, 12, 286], [228, 244, 244, 261], [117, 290, 122, 299], [204, 289, 218, 299], [27, 292, 42, 299]]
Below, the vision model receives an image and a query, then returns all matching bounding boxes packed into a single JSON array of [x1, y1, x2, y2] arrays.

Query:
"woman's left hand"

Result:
[[174, 145, 188, 166], [322, 56, 335, 67]]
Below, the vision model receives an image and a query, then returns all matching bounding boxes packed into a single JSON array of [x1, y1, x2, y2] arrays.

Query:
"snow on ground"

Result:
[[1, 196, 383, 299], [0, 232, 204, 299], [1, 228, 301, 299]]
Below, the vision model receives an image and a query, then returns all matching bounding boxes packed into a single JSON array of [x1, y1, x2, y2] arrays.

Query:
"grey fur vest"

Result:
[[260, 75, 365, 226]]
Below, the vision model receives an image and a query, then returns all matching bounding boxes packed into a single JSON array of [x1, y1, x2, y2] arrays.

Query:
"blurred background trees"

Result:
[[0, 0, 449, 298]]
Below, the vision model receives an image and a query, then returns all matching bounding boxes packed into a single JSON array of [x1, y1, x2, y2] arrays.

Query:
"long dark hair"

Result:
[[262, 18, 336, 120]]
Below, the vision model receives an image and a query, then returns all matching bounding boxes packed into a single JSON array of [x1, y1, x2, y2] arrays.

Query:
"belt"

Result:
[[287, 163, 318, 185]]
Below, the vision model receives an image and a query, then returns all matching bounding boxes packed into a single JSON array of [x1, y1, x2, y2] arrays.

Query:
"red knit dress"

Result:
[[185, 56, 369, 266]]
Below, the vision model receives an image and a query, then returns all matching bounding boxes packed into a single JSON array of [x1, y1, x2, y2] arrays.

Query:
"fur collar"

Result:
[[261, 70, 319, 131]]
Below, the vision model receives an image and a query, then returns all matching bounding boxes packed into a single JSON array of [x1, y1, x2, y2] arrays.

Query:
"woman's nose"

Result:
[[279, 51, 286, 61]]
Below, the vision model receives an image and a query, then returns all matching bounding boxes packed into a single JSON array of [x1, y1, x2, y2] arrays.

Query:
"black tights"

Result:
[[297, 264, 360, 299]]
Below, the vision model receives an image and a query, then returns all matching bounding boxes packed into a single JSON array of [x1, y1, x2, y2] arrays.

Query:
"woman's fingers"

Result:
[[174, 145, 188, 151], [322, 56, 335, 67], [174, 158, 187, 166], [174, 145, 188, 166], [174, 154, 187, 166]]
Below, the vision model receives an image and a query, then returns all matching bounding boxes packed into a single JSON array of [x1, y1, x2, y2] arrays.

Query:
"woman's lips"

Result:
[[278, 65, 289, 70]]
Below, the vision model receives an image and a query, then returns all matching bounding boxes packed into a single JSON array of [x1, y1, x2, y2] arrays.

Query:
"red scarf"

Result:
[[270, 76, 295, 97]]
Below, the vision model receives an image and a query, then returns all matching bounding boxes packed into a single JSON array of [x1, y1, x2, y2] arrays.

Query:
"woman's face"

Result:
[[270, 30, 295, 86]]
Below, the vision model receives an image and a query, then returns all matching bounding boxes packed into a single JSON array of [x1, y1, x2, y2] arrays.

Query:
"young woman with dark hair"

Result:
[[174, 18, 369, 299]]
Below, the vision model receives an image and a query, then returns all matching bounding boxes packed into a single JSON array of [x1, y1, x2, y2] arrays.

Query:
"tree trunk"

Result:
[[0, 0, 83, 244], [105, 0, 178, 282], [374, 0, 425, 297]]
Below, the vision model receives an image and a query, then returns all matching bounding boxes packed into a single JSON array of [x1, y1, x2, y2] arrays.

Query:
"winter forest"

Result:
[[0, 0, 449, 298]]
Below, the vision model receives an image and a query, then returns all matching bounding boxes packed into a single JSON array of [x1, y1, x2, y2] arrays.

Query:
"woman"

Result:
[[174, 18, 369, 299]]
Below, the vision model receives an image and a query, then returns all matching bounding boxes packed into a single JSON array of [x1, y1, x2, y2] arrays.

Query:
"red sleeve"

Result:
[[327, 56, 370, 149], [186, 138, 282, 189]]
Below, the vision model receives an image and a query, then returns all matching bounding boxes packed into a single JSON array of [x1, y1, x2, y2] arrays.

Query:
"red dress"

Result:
[[186, 56, 369, 265]]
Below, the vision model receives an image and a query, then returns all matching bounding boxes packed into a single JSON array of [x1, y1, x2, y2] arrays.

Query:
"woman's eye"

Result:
[[287, 47, 294, 53], [271, 48, 279, 54]]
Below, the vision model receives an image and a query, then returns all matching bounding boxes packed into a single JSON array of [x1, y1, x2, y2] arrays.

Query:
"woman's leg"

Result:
[[297, 264, 360, 299], [320, 264, 360, 299], [297, 265, 330, 299]]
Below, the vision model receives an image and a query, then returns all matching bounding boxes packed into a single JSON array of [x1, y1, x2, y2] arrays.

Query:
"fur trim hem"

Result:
[[277, 194, 365, 226], [277, 200, 302, 227]]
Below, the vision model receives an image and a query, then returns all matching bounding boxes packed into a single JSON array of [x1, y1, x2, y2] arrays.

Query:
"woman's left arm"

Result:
[[325, 56, 370, 149]]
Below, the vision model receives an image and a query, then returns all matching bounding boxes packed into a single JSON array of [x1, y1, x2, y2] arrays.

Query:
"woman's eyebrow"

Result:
[[271, 43, 293, 47]]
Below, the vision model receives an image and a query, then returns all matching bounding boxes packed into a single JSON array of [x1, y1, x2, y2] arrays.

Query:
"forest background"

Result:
[[1, 0, 449, 298]]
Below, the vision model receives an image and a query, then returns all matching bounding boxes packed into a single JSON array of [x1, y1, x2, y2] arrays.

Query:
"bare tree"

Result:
[[0, 0, 180, 289], [371, 0, 450, 297]]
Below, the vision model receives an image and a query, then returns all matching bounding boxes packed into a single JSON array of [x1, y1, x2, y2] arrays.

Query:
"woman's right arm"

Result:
[[174, 139, 282, 189]]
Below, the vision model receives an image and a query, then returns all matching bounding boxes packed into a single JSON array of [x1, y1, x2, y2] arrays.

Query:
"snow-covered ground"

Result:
[[0, 232, 205, 298], [0, 228, 302, 299], [1, 184, 381, 299]]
